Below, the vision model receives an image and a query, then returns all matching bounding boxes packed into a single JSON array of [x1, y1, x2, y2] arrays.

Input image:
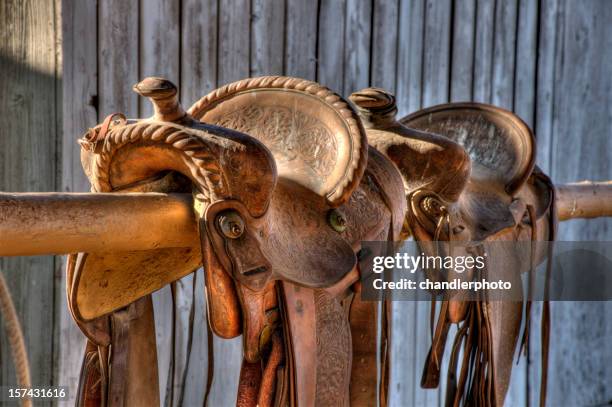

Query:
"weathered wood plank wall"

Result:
[[532, 2, 612, 405], [1, 0, 610, 406], [0, 2, 61, 406]]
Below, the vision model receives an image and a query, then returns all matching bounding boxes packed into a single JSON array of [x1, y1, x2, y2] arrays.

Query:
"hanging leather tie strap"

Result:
[[431, 207, 452, 370], [415, 193, 454, 389], [82, 113, 126, 144], [518, 204, 538, 360], [257, 332, 284, 407], [540, 172, 557, 407], [203, 311, 215, 406]]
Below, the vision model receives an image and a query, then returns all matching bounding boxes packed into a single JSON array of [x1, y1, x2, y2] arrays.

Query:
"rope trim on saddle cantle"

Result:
[[187, 76, 368, 204], [85, 120, 227, 202]]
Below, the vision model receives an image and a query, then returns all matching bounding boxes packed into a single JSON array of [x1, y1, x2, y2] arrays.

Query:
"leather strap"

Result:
[[76, 340, 103, 407], [348, 283, 378, 406], [519, 204, 538, 358], [258, 332, 284, 407], [106, 296, 159, 407], [204, 308, 214, 406], [108, 310, 130, 407], [91, 113, 125, 143], [237, 360, 262, 407], [421, 300, 450, 388], [539, 170, 557, 407], [280, 282, 316, 407]]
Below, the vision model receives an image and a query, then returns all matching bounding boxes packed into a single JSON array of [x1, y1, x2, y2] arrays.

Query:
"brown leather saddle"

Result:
[[350, 89, 556, 406], [68, 77, 406, 406]]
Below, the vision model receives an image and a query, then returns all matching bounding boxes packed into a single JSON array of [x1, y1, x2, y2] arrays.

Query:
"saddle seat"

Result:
[[401, 102, 537, 242]]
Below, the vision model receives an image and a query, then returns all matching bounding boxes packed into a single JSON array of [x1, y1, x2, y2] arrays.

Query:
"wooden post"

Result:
[[0, 193, 197, 257], [1, 181, 611, 258], [556, 181, 612, 221]]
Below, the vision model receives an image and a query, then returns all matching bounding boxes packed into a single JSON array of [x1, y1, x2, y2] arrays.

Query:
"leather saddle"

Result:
[[68, 77, 406, 406], [350, 89, 556, 406]]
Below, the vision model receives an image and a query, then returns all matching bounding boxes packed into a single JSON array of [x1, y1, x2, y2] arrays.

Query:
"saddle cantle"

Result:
[[69, 76, 407, 406], [350, 88, 555, 406]]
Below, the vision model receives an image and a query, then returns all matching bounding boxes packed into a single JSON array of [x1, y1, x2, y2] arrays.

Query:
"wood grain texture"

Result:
[[317, 0, 347, 92], [139, 0, 180, 116], [344, 0, 372, 95], [178, 270, 207, 406], [396, 0, 425, 116], [491, 0, 518, 109], [530, 2, 612, 405], [450, 0, 476, 102], [181, 0, 218, 105], [472, 0, 496, 103], [371, 0, 399, 92], [422, 0, 451, 108], [251, 0, 285, 76], [0, 0, 60, 400], [514, 0, 539, 128], [98, 0, 138, 117], [535, 0, 560, 173], [58, 0, 96, 404], [285, 0, 318, 80], [218, 0, 250, 85]]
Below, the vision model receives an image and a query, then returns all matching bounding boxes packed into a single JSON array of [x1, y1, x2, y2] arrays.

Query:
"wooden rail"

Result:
[[2, 182, 611, 257]]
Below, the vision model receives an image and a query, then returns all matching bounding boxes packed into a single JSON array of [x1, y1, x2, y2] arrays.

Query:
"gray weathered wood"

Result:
[[218, 0, 250, 85], [530, 2, 612, 405], [181, 0, 218, 104], [535, 0, 560, 173], [251, 0, 285, 76], [491, 0, 518, 110], [472, 0, 496, 103], [343, 0, 372, 95], [285, 0, 318, 80], [451, 0, 476, 102], [179, 270, 207, 407], [0, 0, 60, 400], [396, 0, 425, 116], [371, 0, 399, 92], [98, 0, 138, 117], [514, 0, 539, 129], [317, 0, 347, 92], [139, 0, 180, 116], [58, 0, 97, 404], [421, 0, 451, 108]]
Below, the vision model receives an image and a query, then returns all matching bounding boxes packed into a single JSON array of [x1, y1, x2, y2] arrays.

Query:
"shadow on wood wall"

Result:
[[0, 52, 60, 405]]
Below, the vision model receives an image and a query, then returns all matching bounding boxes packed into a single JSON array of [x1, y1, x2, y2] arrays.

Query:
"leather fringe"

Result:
[[444, 249, 496, 407]]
